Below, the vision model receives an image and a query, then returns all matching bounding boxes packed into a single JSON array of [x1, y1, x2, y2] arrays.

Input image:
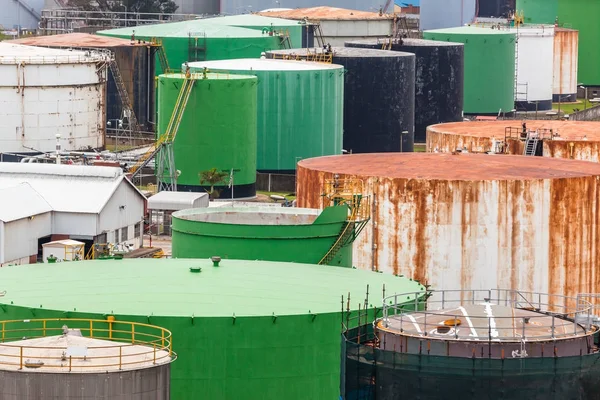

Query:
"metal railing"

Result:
[[0, 52, 110, 65], [504, 126, 558, 143], [0, 318, 174, 371], [382, 289, 599, 342]]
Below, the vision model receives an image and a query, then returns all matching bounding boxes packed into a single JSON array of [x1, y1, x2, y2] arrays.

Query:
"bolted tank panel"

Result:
[[420, 0, 477, 30], [423, 27, 515, 115], [189, 59, 344, 172], [426, 120, 600, 162], [172, 206, 353, 267], [297, 153, 600, 299], [345, 39, 464, 144], [266, 47, 416, 152], [0, 43, 106, 155], [158, 72, 257, 197], [0, 259, 426, 400], [553, 28, 579, 102], [98, 21, 285, 75]]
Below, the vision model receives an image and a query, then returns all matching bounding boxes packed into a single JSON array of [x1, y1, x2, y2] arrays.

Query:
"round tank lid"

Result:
[[429, 121, 600, 142], [159, 72, 257, 81], [424, 26, 516, 35], [0, 43, 107, 64], [298, 153, 600, 180], [189, 58, 344, 72], [346, 38, 464, 47], [0, 259, 425, 318], [268, 47, 415, 58]]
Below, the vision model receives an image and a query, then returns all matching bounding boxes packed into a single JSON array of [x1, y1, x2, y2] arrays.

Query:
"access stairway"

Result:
[[318, 178, 371, 265], [108, 58, 140, 131], [523, 132, 539, 156]]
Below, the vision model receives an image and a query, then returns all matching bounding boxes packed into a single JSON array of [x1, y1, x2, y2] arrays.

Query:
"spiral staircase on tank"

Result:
[[318, 177, 371, 265]]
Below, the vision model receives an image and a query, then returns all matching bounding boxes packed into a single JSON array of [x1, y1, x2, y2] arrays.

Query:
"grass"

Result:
[[414, 143, 426, 153], [552, 98, 595, 115]]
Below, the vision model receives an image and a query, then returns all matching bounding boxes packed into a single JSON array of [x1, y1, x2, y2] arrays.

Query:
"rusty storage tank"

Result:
[[345, 39, 464, 143], [343, 288, 600, 399], [553, 28, 579, 102], [297, 152, 600, 299], [426, 120, 600, 162], [8, 33, 156, 132], [266, 47, 416, 153], [0, 318, 174, 399]]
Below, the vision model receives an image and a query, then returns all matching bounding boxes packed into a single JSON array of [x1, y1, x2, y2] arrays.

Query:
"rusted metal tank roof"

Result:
[[297, 153, 600, 180], [257, 7, 393, 21], [428, 120, 600, 141], [8, 33, 149, 48]]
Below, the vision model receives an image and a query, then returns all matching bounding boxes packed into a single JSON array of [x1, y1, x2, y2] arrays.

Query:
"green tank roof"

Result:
[[0, 258, 424, 317]]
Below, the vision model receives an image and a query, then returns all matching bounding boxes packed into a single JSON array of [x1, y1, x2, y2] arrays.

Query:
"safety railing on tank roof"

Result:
[[0, 318, 175, 371], [504, 126, 558, 142], [0, 53, 110, 65], [382, 289, 598, 342]]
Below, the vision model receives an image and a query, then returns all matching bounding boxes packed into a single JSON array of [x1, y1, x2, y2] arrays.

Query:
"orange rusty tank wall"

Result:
[[427, 130, 524, 154], [296, 153, 600, 298], [553, 28, 579, 100]]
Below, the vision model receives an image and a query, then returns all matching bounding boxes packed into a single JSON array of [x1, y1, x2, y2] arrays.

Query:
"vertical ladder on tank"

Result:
[[523, 132, 539, 156], [279, 30, 292, 49], [108, 57, 140, 131], [188, 32, 207, 62]]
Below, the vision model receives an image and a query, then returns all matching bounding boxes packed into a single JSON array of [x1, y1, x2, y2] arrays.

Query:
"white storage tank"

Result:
[[0, 43, 107, 160], [421, 0, 476, 30], [553, 28, 579, 102], [513, 25, 555, 111]]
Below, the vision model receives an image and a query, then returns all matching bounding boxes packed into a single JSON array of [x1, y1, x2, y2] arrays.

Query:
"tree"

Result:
[[67, 0, 178, 14], [199, 168, 228, 200]]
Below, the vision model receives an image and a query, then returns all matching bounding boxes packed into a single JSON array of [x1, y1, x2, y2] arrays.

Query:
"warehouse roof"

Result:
[[258, 6, 393, 21], [0, 183, 52, 222], [8, 33, 148, 48], [0, 163, 145, 214], [189, 58, 344, 71], [148, 191, 209, 211], [98, 19, 271, 39], [0, 258, 425, 317]]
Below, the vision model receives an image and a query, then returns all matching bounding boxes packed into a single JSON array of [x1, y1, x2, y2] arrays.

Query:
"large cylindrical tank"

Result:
[[0, 318, 173, 399], [426, 120, 600, 163], [266, 47, 416, 153], [0, 43, 106, 157], [172, 205, 353, 266], [423, 27, 515, 115], [98, 20, 285, 75], [553, 28, 579, 102], [478, 0, 515, 18], [518, 0, 558, 24], [189, 59, 344, 172], [512, 25, 555, 111], [346, 39, 464, 143], [157, 72, 257, 197], [9, 33, 156, 131], [0, 259, 426, 400], [421, 0, 477, 30], [297, 153, 600, 299]]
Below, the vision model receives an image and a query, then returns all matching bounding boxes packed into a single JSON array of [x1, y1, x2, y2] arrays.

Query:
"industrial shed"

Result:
[[0, 163, 146, 265], [147, 191, 209, 235]]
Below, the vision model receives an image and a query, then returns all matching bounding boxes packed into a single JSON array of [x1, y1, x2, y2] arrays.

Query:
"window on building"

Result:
[[121, 227, 128, 242], [114, 229, 119, 243], [134, 222, 141, 238]]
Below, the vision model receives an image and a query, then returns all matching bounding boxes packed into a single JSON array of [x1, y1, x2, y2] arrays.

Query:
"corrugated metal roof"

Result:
[[0, 183, 52, 222], [258, 6, 393, 21], [8, 33, 149, 48], [0, 164, 145, 214], [148, 191, 209, 211], [42, 239, 85, 248]]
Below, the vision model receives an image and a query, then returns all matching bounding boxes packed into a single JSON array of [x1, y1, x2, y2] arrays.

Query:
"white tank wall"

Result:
[[421, 0, 476, 30], [0, 61, 105, 153], [515, 27, 555, 102], [553, 29, 579, 98], [320, 20, 393, 46]]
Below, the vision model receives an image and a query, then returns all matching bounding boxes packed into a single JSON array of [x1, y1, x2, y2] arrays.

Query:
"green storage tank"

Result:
[[189, 58, 344, 172], [424, 26, 516, 115], [97, 20, 285, 74], [517, 0, 600, 85], [0, 258, 426, 400], [201, 14, 309, 48], [172, 205, 353, 267], [157, 72, 257, 197]]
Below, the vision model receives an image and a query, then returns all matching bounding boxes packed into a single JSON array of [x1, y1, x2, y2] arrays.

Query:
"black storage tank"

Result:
[[267, 47, 416, 153], [346, 39, 464, 144]]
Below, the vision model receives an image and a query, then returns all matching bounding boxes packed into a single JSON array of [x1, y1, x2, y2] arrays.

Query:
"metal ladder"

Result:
[[523, 132, 538, 156], [151, 38, 171, 73], [279, 30, 292, 49], [319, 221, 356, 265], [312, 23, 326, 48], [129, 73, 196, 188], [108, 58, 139, 131], [188, 32, 207, 62]]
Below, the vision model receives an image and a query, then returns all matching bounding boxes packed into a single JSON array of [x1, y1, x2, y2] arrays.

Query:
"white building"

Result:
[[0, 163, 146, 266]]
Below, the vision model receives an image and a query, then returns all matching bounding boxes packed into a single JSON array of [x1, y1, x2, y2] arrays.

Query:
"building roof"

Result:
[[0, 183, 52, 222], [97, 19, 272, 39], [0, 163, 145, 214], [7, 33, 148, 48], [148, 191, 209, 211], [0, 258, 425, 317], [42, 239, 85, 248], [258, 6, 394, 21]]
